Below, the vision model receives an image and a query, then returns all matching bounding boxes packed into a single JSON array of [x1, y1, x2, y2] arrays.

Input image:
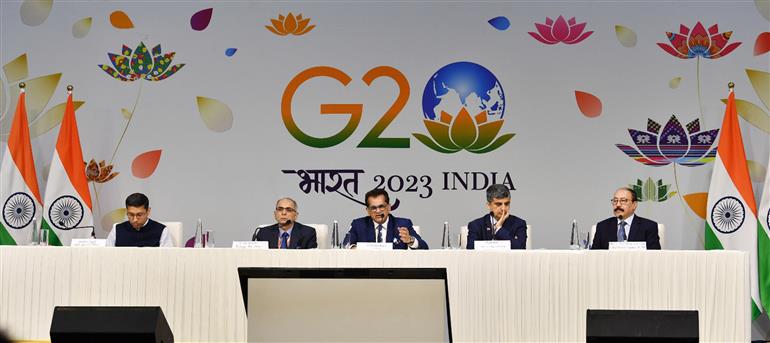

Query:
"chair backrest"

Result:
[[458, 225, 531, 249], [658, 223, 665, 249], [589, 223, 666, 249], [111, 221, 184, 247], [161, 222, 183, 247], [307, 224, 329, 249]]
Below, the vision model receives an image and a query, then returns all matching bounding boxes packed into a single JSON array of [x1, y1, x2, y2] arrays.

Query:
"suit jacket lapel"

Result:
[[628, 218, 640, 241], [288, 224, 298, 249], [386, 215, 397, 244], [269, 227, 280, 249], [366, 217, 377, 242]]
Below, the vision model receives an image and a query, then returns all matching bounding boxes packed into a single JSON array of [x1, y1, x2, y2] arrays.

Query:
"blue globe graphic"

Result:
[[422, 62, 505, 121]]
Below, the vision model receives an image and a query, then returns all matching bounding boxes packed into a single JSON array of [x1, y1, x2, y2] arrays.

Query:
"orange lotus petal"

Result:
[[284, 13, 297, 33], [266, 25, 287, 36], [575, 90, 602, 117], [99, 171, 119, 183], [469, 120, 504, 150], [270, 19, 286, 34], [131, 150, 162, 179], [98, 163, 113, 180], [424, 120, 459, 150], [475, 111, 488, 124], [296, 25, 315, 35], [684, 192, 708, 219], [439, 111, 453, 124], [755, 32, 770, 56], [296, 17, 310, 32], [449, 108, 478, 148], [109, 10, 134, 29]]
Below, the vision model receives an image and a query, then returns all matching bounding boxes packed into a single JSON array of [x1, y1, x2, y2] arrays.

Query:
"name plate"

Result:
[[71, 239, 106, 247], [474, 240, 510, 251], [609, 241, 647, 250], [232, 241, 269, 249], [356, 242, 393, 250]]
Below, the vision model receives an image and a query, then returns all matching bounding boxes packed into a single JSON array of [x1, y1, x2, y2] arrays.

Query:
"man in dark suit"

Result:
[[345, 189, 428, 249], [253, 197, 318, 249], [106, 193, 173, 247], [591, 187, 661, 250], [467, 184, 527, 249]]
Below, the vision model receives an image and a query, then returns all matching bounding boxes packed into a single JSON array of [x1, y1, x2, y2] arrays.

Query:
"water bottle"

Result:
[[569, 219, 580, 250], [441, 222, 451, 249], [29, 218, 39, 246], [194, 218, 203, 248], [331, 221, 340, 249]]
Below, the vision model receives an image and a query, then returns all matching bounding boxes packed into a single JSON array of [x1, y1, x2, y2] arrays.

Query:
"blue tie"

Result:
[[280, 232, 289, 249], [376, 224, 383, 243], [617, 221, 627, 242]]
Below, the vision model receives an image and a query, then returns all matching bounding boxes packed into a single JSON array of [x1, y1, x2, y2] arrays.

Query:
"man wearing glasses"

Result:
[[466, 184, 527, 249], [106, 193, 173, 247], [345, 188, 428, 249], [591, 187, 661, 250], [253, 197, 318, 249]]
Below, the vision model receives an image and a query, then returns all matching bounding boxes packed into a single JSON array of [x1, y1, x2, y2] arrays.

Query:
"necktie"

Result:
[[617, 221, 627, 242], [376, 224, 383, 243], [280, 232, 289, 249]]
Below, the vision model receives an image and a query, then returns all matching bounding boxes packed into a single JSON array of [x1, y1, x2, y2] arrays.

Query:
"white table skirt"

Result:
[[0, 247, 749, 342]]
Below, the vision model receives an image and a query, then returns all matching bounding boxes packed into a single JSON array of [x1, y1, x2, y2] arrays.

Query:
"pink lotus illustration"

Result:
[[528, 16, 593, 45], [657, 22, 741, 59]]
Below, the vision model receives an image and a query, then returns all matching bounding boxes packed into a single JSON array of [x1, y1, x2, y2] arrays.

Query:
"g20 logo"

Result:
[[281, 62, 514, 153]]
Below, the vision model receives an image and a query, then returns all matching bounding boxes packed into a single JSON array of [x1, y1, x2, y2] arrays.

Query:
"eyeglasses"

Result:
[[610, 198, 632, 205], [367, 204, 388, 211], [275, 207, 296, 213]]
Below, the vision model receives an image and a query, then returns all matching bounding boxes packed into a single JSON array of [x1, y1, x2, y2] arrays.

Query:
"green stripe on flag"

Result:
[[753, 300, 761, 320], [759, 220, 770, 316], [0, 223, 17, 245], [705, 223, 724, 250], [41, 220, 62, 247]]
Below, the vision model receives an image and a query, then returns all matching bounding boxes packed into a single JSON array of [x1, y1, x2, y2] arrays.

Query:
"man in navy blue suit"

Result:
[[591, 187, 661, 250], [253, 197, 318, 249], [467, 184, 527, 249], [345, 189, 428, 249]]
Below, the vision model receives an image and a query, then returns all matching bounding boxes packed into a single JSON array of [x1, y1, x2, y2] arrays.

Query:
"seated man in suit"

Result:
[[106, 193, 173, 247], [345, 189, 428, 249], [253, 197, 317, 249], [591, 187, 661, 250], [467, 184, 527, 249]]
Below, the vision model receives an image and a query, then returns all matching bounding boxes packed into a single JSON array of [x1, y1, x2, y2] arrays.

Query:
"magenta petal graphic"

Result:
[[534, 23, 557, 42], [566, 31, 593, 44], [190, 8, 213, 31], [552, 16, 570, 41], [563, 22, 586, 42]]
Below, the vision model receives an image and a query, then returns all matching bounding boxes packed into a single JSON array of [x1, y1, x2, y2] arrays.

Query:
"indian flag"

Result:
[[0, 88, 42, 245], [705, 87, 761, 318], [41, 90, 92, 246], [758, 150, 770, 316]]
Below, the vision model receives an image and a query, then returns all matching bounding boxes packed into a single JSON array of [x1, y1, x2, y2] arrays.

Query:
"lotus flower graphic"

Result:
[[85, 159, 119, 184], [528, 16, 593, 45], [629, 178, 677, 202], [413, 62, 514, 154], [616, 115, 718, 167], [98, 42, 184, 82], [266, 13, 315, 36], [657, 22, 741, 59]]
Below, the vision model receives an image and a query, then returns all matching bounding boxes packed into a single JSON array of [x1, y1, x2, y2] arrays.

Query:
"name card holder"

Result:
[[474, 240, 510, 251], [71, 239, 107, 247], [232, 241, 269, 249], [356, 242, 394, 250], [609, 241, 647, 250]]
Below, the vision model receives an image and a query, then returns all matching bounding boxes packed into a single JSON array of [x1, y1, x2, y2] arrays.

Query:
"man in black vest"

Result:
[[252, 197, 318, 249], [106, 193, 173, 247]]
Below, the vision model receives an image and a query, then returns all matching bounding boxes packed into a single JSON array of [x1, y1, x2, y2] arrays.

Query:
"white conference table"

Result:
[[0, 247, 749, 342]]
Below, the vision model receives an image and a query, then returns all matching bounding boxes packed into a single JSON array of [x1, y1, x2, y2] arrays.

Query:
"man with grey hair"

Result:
[[252, 197, 318, 249], [466, 184, 527, 249]]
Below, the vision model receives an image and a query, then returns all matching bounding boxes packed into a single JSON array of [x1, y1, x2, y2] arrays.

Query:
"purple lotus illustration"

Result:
[[616, 115, 718, 167]]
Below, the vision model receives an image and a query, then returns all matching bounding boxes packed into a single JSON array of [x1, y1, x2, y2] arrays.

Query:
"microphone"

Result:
[[64, 224, 96, 238], [570, 219, 576, 246]]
